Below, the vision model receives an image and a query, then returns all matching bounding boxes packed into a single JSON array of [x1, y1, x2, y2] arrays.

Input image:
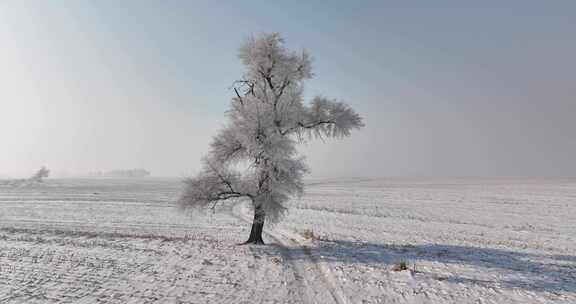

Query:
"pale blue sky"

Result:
[[1, 1, 575, 178]]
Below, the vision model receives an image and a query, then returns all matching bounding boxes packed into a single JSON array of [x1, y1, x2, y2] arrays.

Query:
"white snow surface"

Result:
[[0, 177, 575, 303]]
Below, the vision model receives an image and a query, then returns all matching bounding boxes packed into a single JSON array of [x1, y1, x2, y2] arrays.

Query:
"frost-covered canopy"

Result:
[[179, 33, 363, 222]]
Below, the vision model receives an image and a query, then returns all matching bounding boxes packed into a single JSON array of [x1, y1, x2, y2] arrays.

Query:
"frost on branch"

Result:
[[179, 158, 252, 208], [179, 33, 363, 242], [291, 96, 364, 140]]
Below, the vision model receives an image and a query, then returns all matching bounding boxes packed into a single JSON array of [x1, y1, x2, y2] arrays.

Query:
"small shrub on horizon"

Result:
[[392, 260, 409, 272]]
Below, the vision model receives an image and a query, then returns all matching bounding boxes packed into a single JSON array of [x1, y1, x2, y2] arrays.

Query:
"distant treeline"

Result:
[[88, 168, 151, 178]]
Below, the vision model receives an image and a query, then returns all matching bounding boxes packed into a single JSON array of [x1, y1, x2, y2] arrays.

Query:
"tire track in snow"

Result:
[[232, 203, 348, 304]]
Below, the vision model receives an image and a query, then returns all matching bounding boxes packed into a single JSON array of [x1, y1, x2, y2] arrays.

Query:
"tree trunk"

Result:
[[243, 205, 265, 244]]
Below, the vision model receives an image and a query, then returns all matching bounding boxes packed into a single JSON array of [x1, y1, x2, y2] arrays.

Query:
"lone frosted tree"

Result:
[[179, 33, 363, 244]]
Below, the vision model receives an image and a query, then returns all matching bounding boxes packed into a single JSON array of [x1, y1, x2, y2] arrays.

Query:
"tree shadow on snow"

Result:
[[265, 239, 576, 294]]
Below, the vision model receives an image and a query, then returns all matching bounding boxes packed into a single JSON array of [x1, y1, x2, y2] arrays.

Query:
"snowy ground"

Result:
[[0, 178, 575, 303]]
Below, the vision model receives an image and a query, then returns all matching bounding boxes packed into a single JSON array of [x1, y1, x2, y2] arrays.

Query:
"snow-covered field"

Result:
[[1, 178, 575, 303]]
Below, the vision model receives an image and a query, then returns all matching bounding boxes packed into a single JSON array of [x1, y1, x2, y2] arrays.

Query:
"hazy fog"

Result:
[[1, 1, 575, 178]]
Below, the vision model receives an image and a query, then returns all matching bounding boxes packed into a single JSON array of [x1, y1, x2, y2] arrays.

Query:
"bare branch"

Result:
[[233, 87, 244, 105]]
